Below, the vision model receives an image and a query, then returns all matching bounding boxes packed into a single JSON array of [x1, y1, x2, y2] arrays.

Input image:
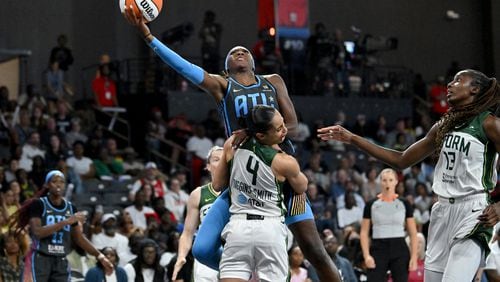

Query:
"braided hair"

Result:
[[435, 69, 499, 151]]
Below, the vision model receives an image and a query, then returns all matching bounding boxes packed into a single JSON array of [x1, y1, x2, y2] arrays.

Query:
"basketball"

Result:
[[120, 0, 163, 22]]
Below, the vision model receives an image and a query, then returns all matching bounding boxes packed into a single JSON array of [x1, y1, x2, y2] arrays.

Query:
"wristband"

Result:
[[97, 253, 105, 260], [148, 37, 204, 85]]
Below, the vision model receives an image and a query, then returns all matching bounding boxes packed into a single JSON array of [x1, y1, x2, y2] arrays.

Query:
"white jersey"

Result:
[[433, 112, 498, 198], [229, 138, 286, 217]]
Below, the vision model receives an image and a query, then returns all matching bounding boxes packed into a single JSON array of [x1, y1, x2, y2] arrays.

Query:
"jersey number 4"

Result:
[[246, 156, 260, 185]]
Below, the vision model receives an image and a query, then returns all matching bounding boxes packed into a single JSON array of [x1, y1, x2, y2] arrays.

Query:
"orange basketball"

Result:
[[120, 0, 163, 22]]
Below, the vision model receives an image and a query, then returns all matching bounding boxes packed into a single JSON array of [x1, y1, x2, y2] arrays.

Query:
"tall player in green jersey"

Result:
[[318, 69, 500, 282], [172, 146, 223, 281]]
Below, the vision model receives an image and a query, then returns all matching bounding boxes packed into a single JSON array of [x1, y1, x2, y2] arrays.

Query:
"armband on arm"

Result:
[[148, 37, 205, 85]]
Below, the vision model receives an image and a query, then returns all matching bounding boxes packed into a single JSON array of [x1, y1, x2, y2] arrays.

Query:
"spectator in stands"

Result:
[[19, 131, 45, 172], [67, 241, 97, 278], [372, 115, 389, 146], [54, 99, 72, 134], [323, 232, 358, 282], [39, 117, 64, 149], [67, 141, 96, 181], [429, 76, 449, 120], [130, 162, 167, 201], [385, 118, 414, 149], [198, 10, 222, 74], [13, 109, 34, 146], [303, 151, 331, 193], [44, 134, 68, 170], [85, 246, 128, 282], [28, 155, 47, 191], [49, 34, 74, 71], [289, 113, 311, 158], [0, 230, 28, 282], [86, 125, 105, 159], [44, 61, 67, 100], [18, 84, 47, 113], [92, 64, 118, 108], [1, 182, 20, 220], [164, 178, 189, 223], [91, 213, 130, 267], [30, 104, 49, 132], [65, 118, 88, 148], [307, 182, 327, 220], [123, 238, 167, 281], [106, 137, 124, 163], [337, 190, 363, 229], [15, 169, 34, 202], [361, 166, 380, 202], [306, 22, 335, 95], [407, 232, 426, 282], [403, 164, 427, 196], [93, 147, 128, 181], [124, 188, 156, 230], [186, 124, 213, 188], [289, 245, 311, 282], [4, 159, 19, 183], [118, 211, 143, 239], [122, 147, 144, 177]]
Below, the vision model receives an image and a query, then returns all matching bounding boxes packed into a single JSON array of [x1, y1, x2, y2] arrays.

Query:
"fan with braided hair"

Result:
[[318, 69, 500, 282]]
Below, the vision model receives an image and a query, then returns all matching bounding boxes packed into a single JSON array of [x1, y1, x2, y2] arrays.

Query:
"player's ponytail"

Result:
[[238, 105, 276, 137]]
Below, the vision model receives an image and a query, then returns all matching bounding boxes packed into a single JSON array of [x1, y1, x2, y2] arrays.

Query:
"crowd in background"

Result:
[[0, 26, 498, 282]]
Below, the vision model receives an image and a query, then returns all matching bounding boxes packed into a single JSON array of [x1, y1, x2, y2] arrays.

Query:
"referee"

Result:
[[360, 168, 418, 282]]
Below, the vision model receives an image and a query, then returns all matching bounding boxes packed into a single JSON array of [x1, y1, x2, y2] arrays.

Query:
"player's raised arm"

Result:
[[122, 5, 227, 101]]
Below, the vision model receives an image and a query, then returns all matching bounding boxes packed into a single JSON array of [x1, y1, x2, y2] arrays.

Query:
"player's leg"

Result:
[[51, 255, 72, 282], [254, 218, 288, 282], [287, 202, 341, 282], [31, 252, 53, 282], [192, 188, 230, 270], [424, 269, 444, 282], [442, 239, 482, 282], [219, 216, 253, 282]]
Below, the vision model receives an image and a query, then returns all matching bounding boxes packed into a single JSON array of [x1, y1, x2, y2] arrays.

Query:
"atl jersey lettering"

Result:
[[33, 197, 74, 256], [229, 138, 286, 217], [433, 111, 498, 198], [198, 183, 218, 223], [218, 75, 280, 137]]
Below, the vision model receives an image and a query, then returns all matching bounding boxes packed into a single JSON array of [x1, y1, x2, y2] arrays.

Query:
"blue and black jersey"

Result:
[[218, 75, 279, 137]]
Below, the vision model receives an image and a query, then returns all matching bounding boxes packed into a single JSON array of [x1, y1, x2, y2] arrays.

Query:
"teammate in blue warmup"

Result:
[[123, 7, 341, 281]]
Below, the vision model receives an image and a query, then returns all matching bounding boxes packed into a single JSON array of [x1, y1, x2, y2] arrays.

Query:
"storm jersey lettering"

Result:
[[32, 197, 74, 256], [218, 75, 279, 137], [433, 111, 498, 198], [198, 183, 218, 223], [229, 138, 286, 217]]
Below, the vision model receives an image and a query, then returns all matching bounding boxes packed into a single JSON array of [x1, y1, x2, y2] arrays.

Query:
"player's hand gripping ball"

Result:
[[120, 0, 163, 22]]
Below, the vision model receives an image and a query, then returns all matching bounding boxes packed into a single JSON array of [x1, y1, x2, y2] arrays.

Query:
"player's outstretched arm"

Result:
[[172, 187, 201, 280], [122, 6, 226, 101], [317, 124, 437, 170]]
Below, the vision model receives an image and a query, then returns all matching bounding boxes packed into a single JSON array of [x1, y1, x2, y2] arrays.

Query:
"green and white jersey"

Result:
[[229, 138, 286, 217], [198, 183, 218, 223], [433, 111, 498, 198]]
